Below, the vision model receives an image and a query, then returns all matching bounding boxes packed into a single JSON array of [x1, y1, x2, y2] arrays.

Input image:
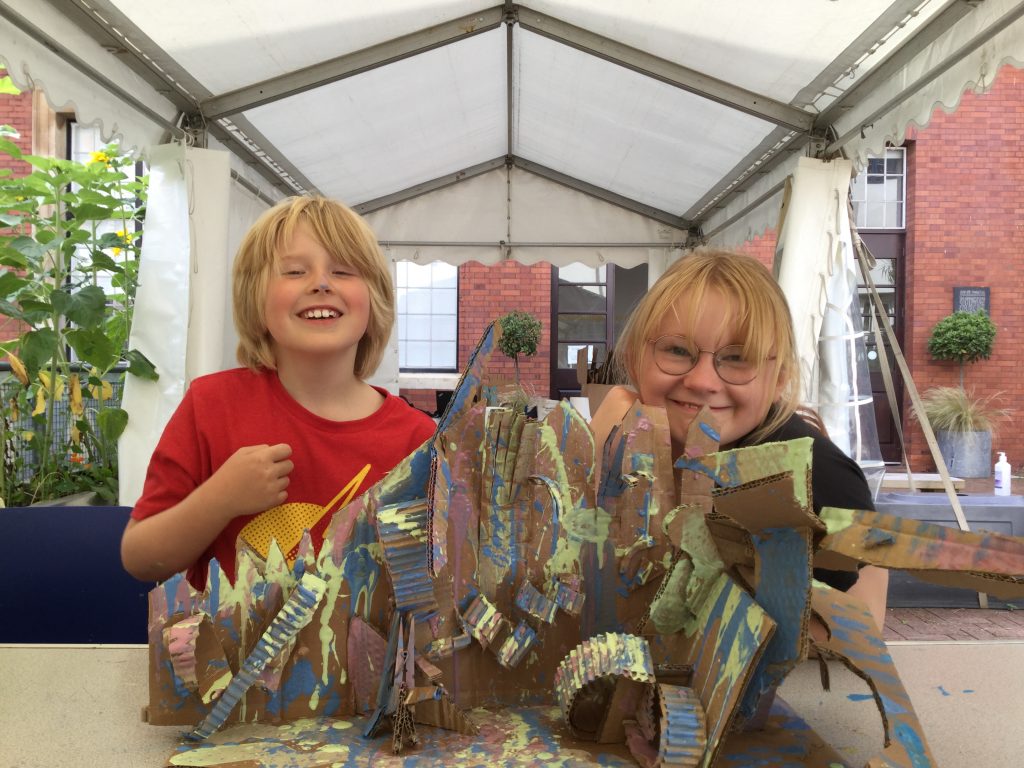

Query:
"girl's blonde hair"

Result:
[[232, 196, 393, 378], [616, 248, 800, 443]]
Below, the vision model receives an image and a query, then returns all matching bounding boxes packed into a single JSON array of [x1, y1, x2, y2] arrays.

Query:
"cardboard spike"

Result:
[[186, 573, 327, 741]]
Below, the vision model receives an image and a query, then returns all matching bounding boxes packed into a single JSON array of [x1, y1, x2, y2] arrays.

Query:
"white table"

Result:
[[2, 642, 1021, 767]]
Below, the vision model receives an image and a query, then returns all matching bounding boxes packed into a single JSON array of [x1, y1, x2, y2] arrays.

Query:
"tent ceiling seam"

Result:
[[511, 157, 691, 230], [59, 0, 205, 112], [515, 6, 814, 133], [199, 6, 506, 120], [354, 157, 509, 214]]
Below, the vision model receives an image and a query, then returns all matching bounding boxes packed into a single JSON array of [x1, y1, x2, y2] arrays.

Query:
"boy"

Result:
[[121, 196, 436, 587]]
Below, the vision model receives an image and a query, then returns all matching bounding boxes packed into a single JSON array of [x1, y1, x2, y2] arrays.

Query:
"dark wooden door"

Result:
[[858, 232, 905, 463]]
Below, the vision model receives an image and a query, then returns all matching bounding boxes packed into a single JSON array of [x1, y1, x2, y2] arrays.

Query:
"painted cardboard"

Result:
[[144, 323, 1024, 767]]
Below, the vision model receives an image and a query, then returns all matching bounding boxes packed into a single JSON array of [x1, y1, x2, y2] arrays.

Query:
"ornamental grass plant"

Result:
[[914, 386, 1009, 434]]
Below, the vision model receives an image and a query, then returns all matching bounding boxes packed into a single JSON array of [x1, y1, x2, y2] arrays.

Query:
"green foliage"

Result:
[[926, 309, 997, 390], [914, 386, 1009, 434], [497, 310, 542, 383], [0, 126, 157, 506]]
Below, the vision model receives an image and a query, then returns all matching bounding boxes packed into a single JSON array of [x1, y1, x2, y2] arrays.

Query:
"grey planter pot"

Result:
[[936, 429, 992, 478]]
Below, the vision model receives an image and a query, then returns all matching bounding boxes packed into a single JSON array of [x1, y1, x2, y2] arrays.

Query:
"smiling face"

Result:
[[263, 222, 371, 371], [637, 288, 783, 452]]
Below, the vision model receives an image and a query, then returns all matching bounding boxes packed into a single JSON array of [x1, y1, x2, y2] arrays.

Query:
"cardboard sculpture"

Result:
[[146, 325, 1024, 767]]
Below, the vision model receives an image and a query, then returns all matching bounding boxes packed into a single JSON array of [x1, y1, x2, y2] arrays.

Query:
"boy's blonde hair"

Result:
[[233, 196, 393, 378], [616, 248, 800, 443]]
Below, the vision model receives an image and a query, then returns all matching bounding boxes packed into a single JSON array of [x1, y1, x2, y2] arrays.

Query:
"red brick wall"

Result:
[[903, 63, 1024, 470], [736, 229, 777, 269], [0, 74, 33, 345], [458, 261, 552, 395]]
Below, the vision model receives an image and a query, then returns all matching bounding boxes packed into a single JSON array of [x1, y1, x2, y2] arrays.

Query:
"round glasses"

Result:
[[649, 334, 765, 385]]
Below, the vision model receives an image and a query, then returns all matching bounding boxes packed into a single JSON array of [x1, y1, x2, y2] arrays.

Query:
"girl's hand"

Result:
[[204, 443, 294, 520]]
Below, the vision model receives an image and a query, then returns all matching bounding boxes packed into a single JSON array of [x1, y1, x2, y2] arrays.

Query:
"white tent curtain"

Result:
[[119, 145, 232, 506], [774, 157, 884, 477]]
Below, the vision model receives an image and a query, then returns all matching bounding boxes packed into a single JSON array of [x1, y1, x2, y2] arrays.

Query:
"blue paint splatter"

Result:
[[938, 685, 950, 697], [847, 693, 874, 702]]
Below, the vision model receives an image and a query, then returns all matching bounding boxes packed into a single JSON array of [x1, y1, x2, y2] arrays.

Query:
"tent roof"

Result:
[[3, 0, 1024, 245]]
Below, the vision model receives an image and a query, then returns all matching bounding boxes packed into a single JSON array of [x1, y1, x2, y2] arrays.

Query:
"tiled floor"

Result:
[[885, 607, 1024, 642]]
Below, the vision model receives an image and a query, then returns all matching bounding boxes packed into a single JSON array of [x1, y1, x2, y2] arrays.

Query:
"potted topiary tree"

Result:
[[919, 310, 1002, 477], [496, 310, 542, 386]]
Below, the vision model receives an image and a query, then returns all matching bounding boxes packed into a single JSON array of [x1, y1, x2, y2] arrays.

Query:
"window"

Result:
[[396, 261, 458, 371], [850, 147, 905, 229], [555, 263, 609, 370], [67, 122, 144, 297]]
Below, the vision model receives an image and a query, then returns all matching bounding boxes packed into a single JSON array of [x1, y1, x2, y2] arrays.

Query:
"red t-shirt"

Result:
[[132, 368, 436, 587]]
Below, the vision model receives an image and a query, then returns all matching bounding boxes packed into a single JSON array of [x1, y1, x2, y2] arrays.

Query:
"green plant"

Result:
[[927, 310, 996, 388], [0, 126, 157, 506], [497, 310, 542, 384], [914, 386, 1009, 434]]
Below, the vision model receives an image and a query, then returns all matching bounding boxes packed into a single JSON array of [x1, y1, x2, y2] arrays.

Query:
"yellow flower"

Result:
[[8, 398, 18, 421], [7, 352, 28, 386], [70, 422, 81, 446], [20, 430, 34, 442], [89, 150, 111, 165]]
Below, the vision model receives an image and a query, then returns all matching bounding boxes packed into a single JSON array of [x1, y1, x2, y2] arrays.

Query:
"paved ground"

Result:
[[882, 474, 1024, 642], [885, 607, 1024, 642]]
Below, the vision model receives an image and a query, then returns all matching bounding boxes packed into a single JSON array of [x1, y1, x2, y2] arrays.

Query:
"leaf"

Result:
[[9, 235, 49, 262], [19, 329, 58, 375], [126, 348, 159, 381], [85, 251, 122, 272], [0, 270, 29, 299], [63, 285, 109, 327], [0, 136, 22, 158], [87, 372, 114, 401], [7, 351, 28, 386], [32, 386, 46, 416], [97, 407, 129, 443], [69, 374, 84, 417], [0, 298, 27, 322], [66, 327, 118, 371], [71, 202, 117, 220]]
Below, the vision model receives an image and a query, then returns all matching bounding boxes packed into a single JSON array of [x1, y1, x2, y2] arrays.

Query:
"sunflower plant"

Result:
[[0, 126, 157, 506]]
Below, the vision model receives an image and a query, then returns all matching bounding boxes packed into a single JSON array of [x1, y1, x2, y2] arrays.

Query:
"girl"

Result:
[[121, 196, 436, 588], [590, 248, 888, 629]]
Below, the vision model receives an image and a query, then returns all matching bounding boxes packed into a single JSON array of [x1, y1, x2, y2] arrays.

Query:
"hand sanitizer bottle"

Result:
[[994, 452, 1011, 496]]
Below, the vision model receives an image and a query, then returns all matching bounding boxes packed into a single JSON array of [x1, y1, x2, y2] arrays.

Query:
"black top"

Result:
[[735, 411, 875, 592]]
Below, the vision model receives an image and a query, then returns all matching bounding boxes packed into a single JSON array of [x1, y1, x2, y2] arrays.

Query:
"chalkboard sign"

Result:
[[953, 286, 990, 315]]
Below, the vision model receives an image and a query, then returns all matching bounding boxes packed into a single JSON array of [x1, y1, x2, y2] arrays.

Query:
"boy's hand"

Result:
[[204, 443, 294, 520]]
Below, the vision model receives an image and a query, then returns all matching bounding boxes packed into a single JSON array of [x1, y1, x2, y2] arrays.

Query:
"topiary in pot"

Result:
[[926, 310, 996, 388], [921, 312, 1000, 478], [497, 310, 542, 386]]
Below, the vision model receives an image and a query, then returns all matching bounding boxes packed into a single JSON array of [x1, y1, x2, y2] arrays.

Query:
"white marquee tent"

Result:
[[3, 0, 1024, 503]]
